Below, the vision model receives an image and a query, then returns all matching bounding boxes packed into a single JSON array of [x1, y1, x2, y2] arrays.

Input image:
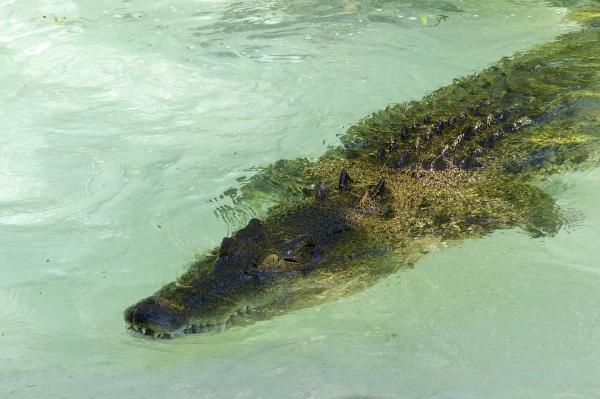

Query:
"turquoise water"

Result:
[[1, 0, 599, 398]]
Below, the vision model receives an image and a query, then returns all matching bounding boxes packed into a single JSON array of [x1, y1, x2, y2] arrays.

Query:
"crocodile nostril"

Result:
[[124, 305, 135, 324], [131, 302, 158, 325], [123, 296, 186, 333]]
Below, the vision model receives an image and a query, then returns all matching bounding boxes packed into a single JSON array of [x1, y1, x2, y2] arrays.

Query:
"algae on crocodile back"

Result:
[[226, 24, 600, 224]]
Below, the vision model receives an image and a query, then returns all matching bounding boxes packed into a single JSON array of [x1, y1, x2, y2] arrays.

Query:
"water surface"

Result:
[[1, 0, 599, 398]]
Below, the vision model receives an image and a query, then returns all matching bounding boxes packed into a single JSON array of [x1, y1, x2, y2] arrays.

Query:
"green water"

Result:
[[1, 0, 599, 398]]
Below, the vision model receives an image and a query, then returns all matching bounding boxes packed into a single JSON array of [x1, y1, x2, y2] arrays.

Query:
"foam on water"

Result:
[[1, 0, 598, 398]]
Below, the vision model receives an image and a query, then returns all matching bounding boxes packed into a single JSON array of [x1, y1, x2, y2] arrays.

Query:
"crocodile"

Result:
[[124, 13, 600, 339]]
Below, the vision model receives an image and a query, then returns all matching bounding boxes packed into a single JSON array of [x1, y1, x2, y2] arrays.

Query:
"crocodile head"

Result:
[[124, 216, 337, 338]]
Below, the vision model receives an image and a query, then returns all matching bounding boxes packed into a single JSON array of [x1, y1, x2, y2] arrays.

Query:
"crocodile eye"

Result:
[[260, 253, 280, 268]]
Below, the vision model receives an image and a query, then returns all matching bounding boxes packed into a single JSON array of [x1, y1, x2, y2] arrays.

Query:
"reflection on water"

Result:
[[1, 0, 598, 398]]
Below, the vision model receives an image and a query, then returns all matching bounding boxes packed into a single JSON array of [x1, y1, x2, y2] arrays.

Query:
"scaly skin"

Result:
[[124, 18, 600, 339]]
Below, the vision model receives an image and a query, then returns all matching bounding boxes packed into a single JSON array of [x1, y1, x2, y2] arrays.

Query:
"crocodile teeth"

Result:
[[141, 327, 147, 335]]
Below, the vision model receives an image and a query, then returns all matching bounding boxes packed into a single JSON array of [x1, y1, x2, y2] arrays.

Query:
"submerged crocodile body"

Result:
[[125, 15, 600, 339]]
